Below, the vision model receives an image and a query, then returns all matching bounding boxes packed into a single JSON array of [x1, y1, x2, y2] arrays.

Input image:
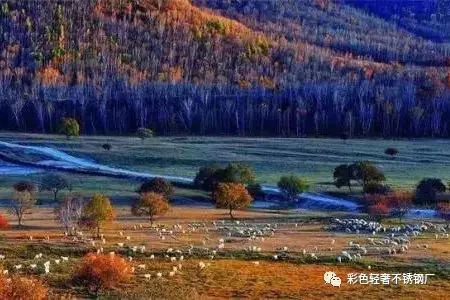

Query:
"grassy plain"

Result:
[[1, 132, 450, 194]]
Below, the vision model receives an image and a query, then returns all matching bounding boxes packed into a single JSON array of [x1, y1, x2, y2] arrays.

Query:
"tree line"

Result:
[[1, 80, 450, 137]]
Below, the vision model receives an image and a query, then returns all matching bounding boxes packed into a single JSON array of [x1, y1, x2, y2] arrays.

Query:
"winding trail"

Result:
[[0, 140, 361, 211]]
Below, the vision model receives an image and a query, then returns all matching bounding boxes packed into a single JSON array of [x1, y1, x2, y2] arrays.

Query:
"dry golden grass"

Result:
[[0, 206, 448, 299]]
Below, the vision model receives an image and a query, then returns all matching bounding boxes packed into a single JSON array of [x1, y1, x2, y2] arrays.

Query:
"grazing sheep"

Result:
[[0, 255, 5, 260], [253, 261, 260, 266], [150, 254, 155, 260], [198, 261, 206, 269], [29, 264, 37, 269], [144, 274, 151, 279], [157, 272, 163, 278], [54, 259, 60, 264], [337, 256, 342, 263], [61, 256, 69, 261], [138, 264, 146, 269], [170, 257, 177, 262]]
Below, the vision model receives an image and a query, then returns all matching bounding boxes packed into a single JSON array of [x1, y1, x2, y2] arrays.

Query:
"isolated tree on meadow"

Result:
[[437, 202, 450, 224], [194, 164, 221, 190], [367, 201, 392, 222], [55, 195, 86, 235], [214, 183, 253, 219], [60, 117, 80, 139], [40, 173, 72, 202], [387, 190, 413, 222], [246, 183, 264, 198], [136, 127, 153, 141], [220, 163, 256, 185], [333, 164, 357, 192], [11, 181, 37, 226], [415, 178, 446, 206], [137, 178, 173, 197], [131, 192, 170, 225], [277, 175, 310, 202], [354, 161, 385, 188], [194, 163, 256, 191], [385, 147, 399, 159], [80, 193, 115, 238]]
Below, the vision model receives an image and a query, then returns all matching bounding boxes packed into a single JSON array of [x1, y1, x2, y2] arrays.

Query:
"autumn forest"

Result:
[[1, 0, 450, 137]]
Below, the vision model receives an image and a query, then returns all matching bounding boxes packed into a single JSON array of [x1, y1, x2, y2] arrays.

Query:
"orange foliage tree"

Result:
[[131, 192, 170, 225], [365, 193, 392, 221], [214, 183, 253, 219], [0, 214, 9, 229], [438, 202, 450, 224], [0, 273, 47, 300], [365, 190, 413, 222], [74, 253, 131, 295], [79, 193, 115, 238]]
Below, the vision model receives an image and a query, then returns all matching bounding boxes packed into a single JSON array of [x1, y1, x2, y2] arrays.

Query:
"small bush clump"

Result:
[[0, 273, 48, 300], [0, 214, 9, 229], [74, 253, 131, 293]]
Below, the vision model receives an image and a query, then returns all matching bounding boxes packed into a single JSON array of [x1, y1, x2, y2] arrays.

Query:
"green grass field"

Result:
[[1, 132, 450, 196]]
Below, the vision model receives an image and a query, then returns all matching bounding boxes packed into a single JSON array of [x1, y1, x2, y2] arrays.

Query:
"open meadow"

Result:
[[1, 132, 450, 192]]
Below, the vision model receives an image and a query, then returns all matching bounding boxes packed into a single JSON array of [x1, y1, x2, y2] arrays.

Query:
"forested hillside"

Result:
[[0, 0, 449, 137]]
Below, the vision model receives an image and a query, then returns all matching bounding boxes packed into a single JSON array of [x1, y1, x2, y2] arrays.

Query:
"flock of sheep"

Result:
[[0, 217, 448, 280]]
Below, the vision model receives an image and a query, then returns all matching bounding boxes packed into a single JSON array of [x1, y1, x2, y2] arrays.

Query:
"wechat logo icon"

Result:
[[324, 271, 342, 287]]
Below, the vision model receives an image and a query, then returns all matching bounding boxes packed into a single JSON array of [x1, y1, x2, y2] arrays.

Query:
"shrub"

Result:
[[384, 147, 399, 159], [136, 127, 153, 140], [137, 178, 173, 197], [0, 273, 48, 300], [74, 253, 131, 294], [0, 214, 9, 229], [102, 143, 112, 151]]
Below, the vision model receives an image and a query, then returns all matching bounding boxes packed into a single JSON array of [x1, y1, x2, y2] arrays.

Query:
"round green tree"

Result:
[[277, 175, 310, 202]]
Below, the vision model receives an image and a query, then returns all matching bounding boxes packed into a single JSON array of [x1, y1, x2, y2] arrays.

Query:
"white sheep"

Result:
[[198, 261, 206, 269]]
